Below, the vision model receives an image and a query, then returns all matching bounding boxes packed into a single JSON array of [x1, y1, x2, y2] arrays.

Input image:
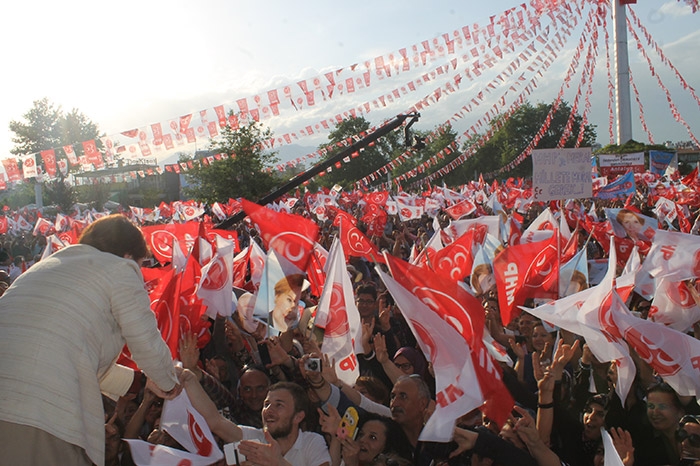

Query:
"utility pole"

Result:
[[612, 0, 633, 145]]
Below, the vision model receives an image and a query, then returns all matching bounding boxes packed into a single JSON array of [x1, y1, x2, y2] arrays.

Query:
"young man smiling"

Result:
[[182, 370, 330, 466]]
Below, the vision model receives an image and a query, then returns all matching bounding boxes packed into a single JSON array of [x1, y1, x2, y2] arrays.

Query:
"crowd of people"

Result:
[[2, 169, 700, 466]]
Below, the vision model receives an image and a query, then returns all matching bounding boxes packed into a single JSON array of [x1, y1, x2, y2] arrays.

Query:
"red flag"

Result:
[[379, 267, 485, 441], [445, 198, 477, 220], [428, 229, 476, 282], [331, 207, 384, 264], [82, 139, 104, 169], [493, 233, 560, 325], [241, 198, 319, 271], [305, 243, 328, 297], [150, 268, 182, 358], [383, 253, 514, 427], [315, 239, 362, 385], [2, 158, 21, 182], [40, 149, 57, 178], [32, 217, 55, 237], [142, 222, 200, 265]]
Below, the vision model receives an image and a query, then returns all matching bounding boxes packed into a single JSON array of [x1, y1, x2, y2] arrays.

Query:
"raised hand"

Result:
[[179, 332, 200, 370]]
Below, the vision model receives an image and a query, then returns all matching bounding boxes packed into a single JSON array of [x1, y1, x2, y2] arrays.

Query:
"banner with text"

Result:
[[598, 152, 645, 177], [532, 148, 593, 202]]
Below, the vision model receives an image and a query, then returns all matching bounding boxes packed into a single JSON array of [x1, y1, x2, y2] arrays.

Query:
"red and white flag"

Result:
[[643, 229, 700, 281], [242, 198, 319, 271], [315, 238, 362, 385], [493, 232, 560, 325], [40, 149, 57, 178], [126, 391, 223, 466], [527, 249, 635, 406], [40, 234, 67, 260], [197, 236, 234, 319], [20, 154, 38, 179], [383, 252, 513, 427], [428, 228, 477, 282], [378, 267, 484, 441], [332, 208, 384, 264], [445, 198, 477, 220], [161, 391, 222, 461], [648, 278, 700, 333], [32, 217, 54, 237], [614, 290, 700, 398]]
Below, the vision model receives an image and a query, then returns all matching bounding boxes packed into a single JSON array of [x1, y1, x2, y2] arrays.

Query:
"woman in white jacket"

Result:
[[0, 214, 181, 466]]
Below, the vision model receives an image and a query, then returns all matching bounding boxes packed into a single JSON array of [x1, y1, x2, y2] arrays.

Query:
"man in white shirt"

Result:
[[182, 370, 330, 466]]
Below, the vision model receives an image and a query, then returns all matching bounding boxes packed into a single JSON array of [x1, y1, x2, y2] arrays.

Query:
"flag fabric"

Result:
[[600, 428, 626, 466], [126, 392, 223, 466], [32, 217, 55, 237], [20, 154, 38, 179], [648, 278, 700, 333], [331, 207, 384, 264], [306, 242, 328, 298], [197, 235, 234, 319], [242, 198, 319, 271], [40, 149, 58, 178], [142, 222, 200, 265], [382, 252, 513, 427], [161, 391, 223, 462], [428, 228, 477, 282], [643, 229, 700, 281], [314, 238, 362, 385], [493, 233, 560, 325], [613, 290, 700, 398], [526, 270, 635, 406], [444, 198, 477, 220], [378, 267, 484, 442], [149, 268, 182, 358]]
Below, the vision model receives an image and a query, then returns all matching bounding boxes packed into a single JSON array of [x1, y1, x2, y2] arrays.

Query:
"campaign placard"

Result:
[[532, 148, 593, 202]]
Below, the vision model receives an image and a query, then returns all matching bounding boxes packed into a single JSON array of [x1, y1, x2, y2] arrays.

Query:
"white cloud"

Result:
[[658, 1, 694, 18]]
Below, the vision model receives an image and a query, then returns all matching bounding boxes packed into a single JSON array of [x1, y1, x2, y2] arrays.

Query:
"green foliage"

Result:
[[182, 115, 280, 204], [442, 100, 597, 183], [316, 116, 404, 189], [75, 182, 111, 211], [391, 123, 459, 189], [9, 98, 101, 176], [594, 140, 668, 155], [0, 183, 36, 210], [44, 177, 76, 213]]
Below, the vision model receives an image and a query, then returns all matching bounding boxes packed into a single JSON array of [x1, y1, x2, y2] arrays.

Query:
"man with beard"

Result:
[[182, 370, 330, 466]]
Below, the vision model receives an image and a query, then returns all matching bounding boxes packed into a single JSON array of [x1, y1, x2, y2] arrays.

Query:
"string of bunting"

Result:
[[629, 67, 655, 145], [400, 2, 595, 189], [601, 3, 616, 145], [628, 7, 700, 111], [558, 10, 599, 148], [627, 13, 700, 147], [359, 1, 584, 189]]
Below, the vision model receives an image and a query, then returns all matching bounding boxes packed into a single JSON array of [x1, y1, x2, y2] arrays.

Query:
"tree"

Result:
[[391, 123, 458, 190], [182, 115, 280, 204], [44, 178, 76, 213], [316, 116, 404, 190], [9, 98, 63, 156], [9, 98, 102, 193], [10, 98, 101, 156]]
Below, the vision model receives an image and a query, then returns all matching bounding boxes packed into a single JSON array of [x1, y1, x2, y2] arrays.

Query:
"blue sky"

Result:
[[1, 0, 697, 164]]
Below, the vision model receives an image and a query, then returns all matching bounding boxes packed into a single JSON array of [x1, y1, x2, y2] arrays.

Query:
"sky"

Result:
[[1, 0, 698, 168]]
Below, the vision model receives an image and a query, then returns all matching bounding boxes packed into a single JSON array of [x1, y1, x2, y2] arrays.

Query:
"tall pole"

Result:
[[612, 0, 633, 145]]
